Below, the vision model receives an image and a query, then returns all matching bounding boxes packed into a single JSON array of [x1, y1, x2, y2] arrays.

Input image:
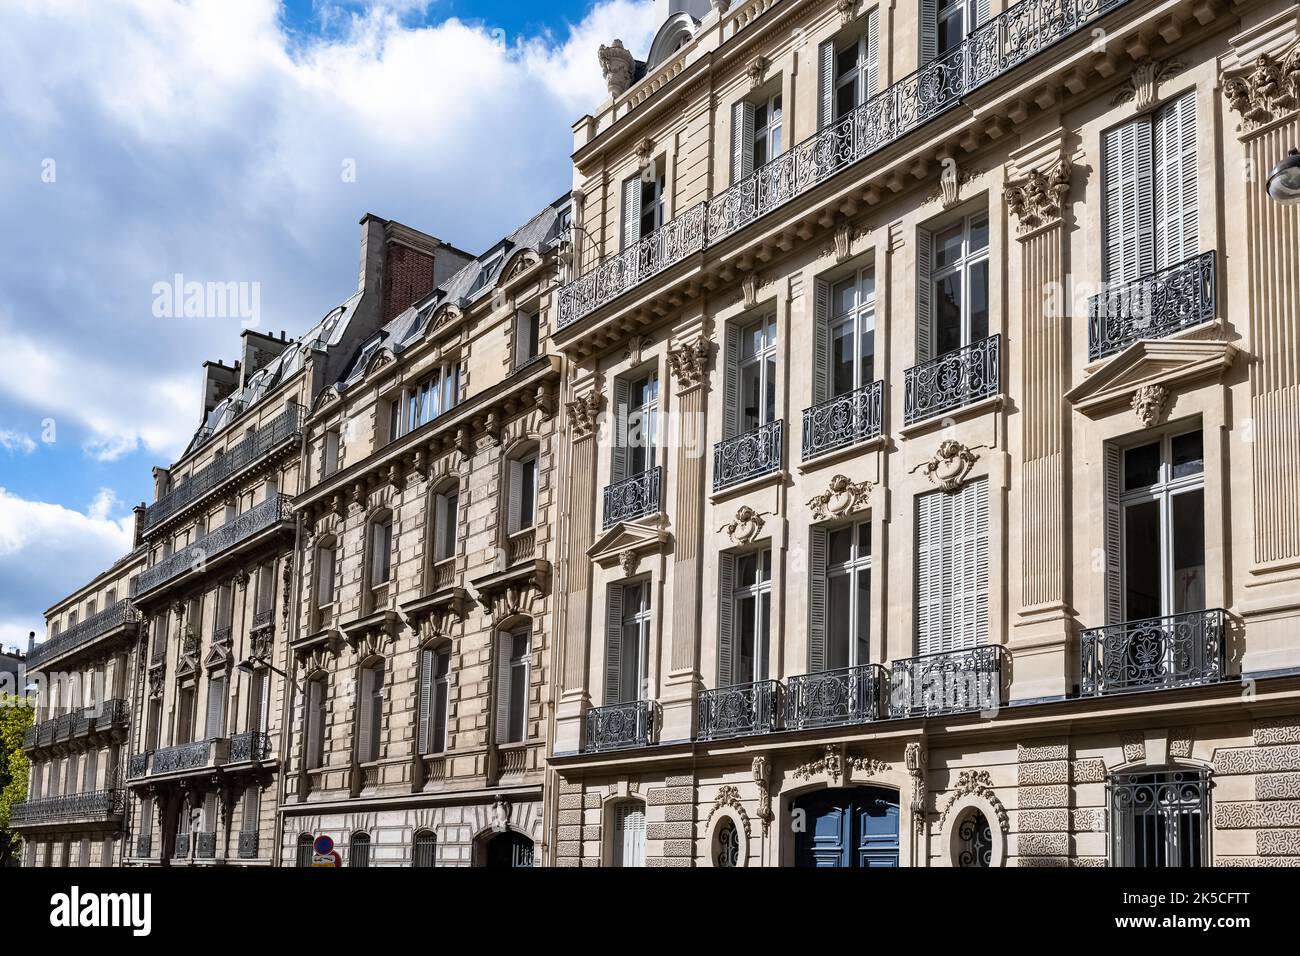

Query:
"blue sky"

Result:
[[0, 0, 657, 649]]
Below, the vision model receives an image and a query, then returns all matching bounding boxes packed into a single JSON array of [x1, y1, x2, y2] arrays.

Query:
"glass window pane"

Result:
[[740, 362, 762, 432], [1171, 431, 1204, 478], [828, 527, 852, 566], [831, 319, 856, 397], [857, 522, 871, 555], [935, 273, 963, 355], [969, 259, 989, 342], [1124, 500, 1162, 620], [836, 83, 856, 119], [827, 575, 851, 670], [934, 223, 964, 268], [737, 595, 756, 683], [856, 568, 871, 666], [736, 553, 757, 588], [764, 356, 777, 424], [969, 214, 990, 251], [759, 549, 771, 582], [1172, 489, 1205, 613], [858, 319, 875, 386], [833, 278, 855, 319], [1124, 442, 1161, 490], [757, 592, 771, 681], [836, 45, 858, 81]]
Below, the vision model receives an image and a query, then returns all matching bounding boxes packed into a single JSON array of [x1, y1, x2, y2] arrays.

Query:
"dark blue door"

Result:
[[794, 787, 900, 868]]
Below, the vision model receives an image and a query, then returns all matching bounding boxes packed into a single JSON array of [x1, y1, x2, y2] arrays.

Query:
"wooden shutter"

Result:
[[621, 176, 641, 251], [975, 0, 990, 27], [604, 584, 625, 705], [723, 324, 741, 439], [507, 459, 523, 534], [1153, 91, 1198, 270], [205, 674, 225, 739], [1104, 444, 1124, 625], [1103, 117, 1156, 283], [611, 378, 630, 483], [306, 680, 323, 769], [865, 8, 880, 96], [717, 552, 736, 686], [916, 228, 934, 363], [817, 38, 835, 128], [919, 0, 938, 66], [616, 802, 646, 867], [84, 747, 98, 790], [813, 280, 831, 402], [494, 632, 512, 745], [357, 666, 374, 761], [418, 648, 433, 754], [915, 490, 940, 656], [808, 526, 829, 671], [731, 100, 756, 183]]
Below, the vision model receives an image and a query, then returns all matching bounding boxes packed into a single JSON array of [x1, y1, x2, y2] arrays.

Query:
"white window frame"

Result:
[[508, 454, 539, 534], [736, 314, 778, 434], [358, 661, 385, 764], [825, 520, 873, 670], [923, 210, 990, 360], [370, 518, 393, 588], [408, 364, 460, 432], [316, 543, 337, 609], [515, 308, 540, 366], [433, 488, 458, 562], [752, 91, 782, 169], [828, 265, 877, 397], [607, 580, 652, 705], [505, 630, 530, 744], [727, 548, 772, 685], [612, 799, 647, 868], [834, 28, 877, 120], [419, 647, 451, 755]]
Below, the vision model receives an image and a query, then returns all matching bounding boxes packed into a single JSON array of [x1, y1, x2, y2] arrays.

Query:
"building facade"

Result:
[[276, 198, 569, 867], [548, 0, 1300, 866]]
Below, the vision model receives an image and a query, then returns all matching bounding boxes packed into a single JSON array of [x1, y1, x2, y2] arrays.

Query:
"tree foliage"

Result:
[[0, 693, 34, 866]]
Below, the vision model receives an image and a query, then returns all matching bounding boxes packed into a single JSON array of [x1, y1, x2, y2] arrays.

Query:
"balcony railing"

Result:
[[132, 493, 293, 597], [713, 420, 783, 492], [1088, 252, 1216, 360], [9, 789, 123, 826], [196, 831, 217, 859], [127, 752, 150, 779], [584, 700, 658, 752], [136, 833, 152, 858], [229, 730, 271, 762], [144, 402, 303, 532], [602, 466, 663, 528], [786, 664, 889, 730], [238, 831, 259, 859], [1080, 608, 1226, 697], [174, 833, 190, 858], [801, 381, 884, 461], [698, 679, 783, 740], [29, 601, 141, 669], [889, 645, 1005, 718], [556, 0, 1132, 328], [24, 700, 125, 753], [903, 334, 1001, 426], [150, 739, 216, 775]]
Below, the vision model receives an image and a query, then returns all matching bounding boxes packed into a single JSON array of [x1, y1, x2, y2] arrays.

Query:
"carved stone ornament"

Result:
[[836, 0, 858, 27], [634, 137, 655, 171], [741, 271, 759, 309], [938, 769, 1010, 833], [710, 785, 753, 838], [491, 795, 511, 833], [746, 55, 769, 91], [1113, 58, 1185, 110], [567, 390, 604, 440], [939, 158, 961, 209], [1004, 159, 1072, 232], [711, 0, 731, 15], [598, 39, 636, 98], [807, 474, 872, 521], [906, 742, 927, 829], [1222, 45, 1300, 130], [667, 336, 711, 391], [794, 745, 843, 784], [1131, 383, 1170, 428], [618, 549, 639, 577], [910, 439, 986, 492], [718, 505, 770, 545], [751, 756, 772, 833], [833, 217, 855, 262]]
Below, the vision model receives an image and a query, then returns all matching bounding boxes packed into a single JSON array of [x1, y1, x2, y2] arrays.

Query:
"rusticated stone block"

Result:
[[555, 840, 581, 858], [556, 825, 581, 841], [1257, 773, 1300, 800], [1216, 744, 1300, 775], [1019, 833, 1069, 856], [1255, 718, 1300, 746], [1258, 829, 1300, 855], [1071, 759, 1107, 783], [1214, 801, 1300, 828], [664, 774, 695, 788], [1216, 855, 1300, 867], [1071, 808, 1107, 832], [663, 804, 695, 822], [1018, 785, 1069, 809], [1017, 809, 1068, 832], [661, 839, 694, 857], [647, 822, 693, 840], [557, 810, 582, 827], [1018, 742, 1068, 762], [1018, 761, 1068, 786], [581, 826, 600, 840], [583, 793, 602, 809], [647, 786, 694, 805], [558, 794, 582, 811], [1071, 856, 1107, 867], [1017, 855, 1069, 866]]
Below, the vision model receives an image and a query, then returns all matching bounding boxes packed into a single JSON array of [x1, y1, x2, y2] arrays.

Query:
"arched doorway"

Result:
[[793, 787, 899, 868], [484, 830, 535, 868]]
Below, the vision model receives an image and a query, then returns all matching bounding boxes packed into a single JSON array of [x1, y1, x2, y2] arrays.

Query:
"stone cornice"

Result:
[[1064, 338, 1238, 419]]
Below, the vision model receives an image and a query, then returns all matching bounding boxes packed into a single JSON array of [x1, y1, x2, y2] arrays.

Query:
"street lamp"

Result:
[[1267, 148, 1300, 204]]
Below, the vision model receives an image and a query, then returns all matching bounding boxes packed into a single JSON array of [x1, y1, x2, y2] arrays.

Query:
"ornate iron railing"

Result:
[[54, 712, 75, 742], [144, 402, 303, 532], [713, 420, 783, 491], [196, 831, 217, 858], [801, 381, 884, 461], [1088, 251, 1217, 360], [602, 466, 663, 528], [697, 679, 783, 740], [136, 833, 152, 857], [1110, 768, 1210, 866], [238, 831, 259, 859], [252, 607, 275, 631], [786, 664, 888, 730], [556, 0, 1132, 328], [889, 645, 1005, 718], [9, 789, 123, 825], [133, 493, 293, 597], [1080, 608, 1225, 697], [584, 700, 658, 752], [174, 833, 190, 858], [150, 739, 214, 775], [128, 752, 150, 779], [904, 334, 1001, 425], [29, 601, 141, 668], [229, 730, 271, 762], [24, 699, 126, 752]]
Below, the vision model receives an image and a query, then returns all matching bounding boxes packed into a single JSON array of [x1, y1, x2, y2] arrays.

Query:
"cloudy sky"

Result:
[[0, 0, 657, 650]]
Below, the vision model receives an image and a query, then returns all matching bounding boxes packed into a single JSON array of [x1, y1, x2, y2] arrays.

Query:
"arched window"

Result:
[[611, 799, 645, 867], [413, 830, 437, 868], [365, 511, 394, 608], [350, 832, 371, 868], [305, 676, 327, 770], [357, 660, 385, 764], [296, 834, 313, 868], [1110, 767, 1210, 867], [955, 809, 992, 867]]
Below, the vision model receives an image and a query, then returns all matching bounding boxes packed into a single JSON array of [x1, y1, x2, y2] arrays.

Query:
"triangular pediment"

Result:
[[588, 519, 672, 567], [1065, 338, 1237, 418], [202, 641, 231, 670]]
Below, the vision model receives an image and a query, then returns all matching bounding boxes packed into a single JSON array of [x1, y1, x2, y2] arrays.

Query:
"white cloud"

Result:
[[0, 429, 36, 455]]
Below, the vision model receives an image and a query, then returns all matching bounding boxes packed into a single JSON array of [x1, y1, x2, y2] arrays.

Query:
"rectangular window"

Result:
[[176, 685, 196, 745], [734, 316, 777, 434], [316, 546, 337, 608], [819, 10, 879, 126], [621, 165, 665, 250], [419, 648, 451, 755], [509, 457, 538, 534], [323, 427, 341, 477], [358, 664, 384, 763], [921, 0, 988, 62], [387, 398, 401, 444], [613, 372, 659, 480], [371, 520, 393, 586], [605, 581, 652, 705], [915, 478, 990, 655], [826, 521, 872, 670], [731, 92, 783, 183], [919, 211, 989, 361], [827, 266, 876, 398], [613, 801, 646, 868], [507, 632, 529, 744], [434, 491, 458, 561], [205, 673, 226, 739], [306, 679, 326, 770], [408, 365, 461, 431], [515, 309, 540, 366], [720, 549, 772, 685]]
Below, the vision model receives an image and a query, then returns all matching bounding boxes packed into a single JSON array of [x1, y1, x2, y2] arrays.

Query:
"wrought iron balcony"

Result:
[[1088, 252, 1216, 361], [28, 601, 141, 669], [801, 381, 884, 461], [786, 664, 888, 731], [149, 738, 219, 775], [128, 752, 150, 779], [1080, 608, 1226, 697], [556, 0, 1132, 329], [144, 402, 303, 533], [889, 645, 1005, 718], [26, 698, 129, 751], [10, 789, 123, 826], [602, 466, 663, 528], [136, 833, 152, 858], [904, 334, 1001, 426], [697, 679, 783, 740], [196, 831, 217, 859], [229, 730, 271, 762], [238, 831, 259, 859], [132, 493, 293, 598], [174, 833, 190, 858], [713, 420, 783, 492], [584, 700, 658, 752]]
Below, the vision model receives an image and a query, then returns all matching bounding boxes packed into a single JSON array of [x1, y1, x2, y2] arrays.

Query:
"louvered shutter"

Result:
[[919, 0, 938, 66], [939, 489, 957, 651], [611, 378, 630, 483], [616, 803, 646, 867], [723, 325, 741, 439], [731, 100, 756, 183], [817, 38, 835, 128], [621, 176, 641, 251], [975, 0, 990, 27], [494, 632, 513, 745], [432, 655, 449, 753], [865, 8, 880, 96], [507, 459, 523, 534], [813, 280, 832, 402], [306, 680, 322, 769], [205, 674, 225, 739], [604, 585, 625, 705], [1153, 91, 1198, 270], [1103, 117, 1156, 284], [84, 747, 98, 790], [808, 526, 828, 671], [66, 754, 79, 795], [1104, 444, 1124, 624], [418, 648, 433, 754], [916, 228, 934, 362], [915, 491, 939, 655], [357, 667, 374, 761], [717, 552, 736, 686]]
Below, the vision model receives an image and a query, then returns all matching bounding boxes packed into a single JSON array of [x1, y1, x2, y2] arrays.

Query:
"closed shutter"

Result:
[[604, 585, 625, 705], [306, 680, 323, 769], [357, 667, 374, 761], [975, 0, 990, 27], [817, 38, 835, 128], [813, 280, 831, 402], [731, 100, 756, 183], [808, 526, 829, 671], [418, 648, 433, 754], [916, 228, 934, 363], [723, 325, 741, 439], [256, 670, 270, 732], [205, 674, 225, 739], [611, 378, 630, 483], [1103, 117, 1156, 283], [1153, 91, 1198, 270], [84, 746, 98, 790], [717, 552, 736, 686], [1104, 444, 1124, 625], [865, 8, 880, 96], [918, 479, 990, 654], [621, 176, 641, 251], [507, 459, 523, 534], [317, 548, 334, 605], [494, 632, 512, 745], [915, 491, 940, 656], [919, 0, 938, 66], [615, 802, 646, 867]]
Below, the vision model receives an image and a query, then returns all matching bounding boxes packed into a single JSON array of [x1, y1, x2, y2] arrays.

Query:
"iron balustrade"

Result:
[[229, 730, 271, 762], [174, 833, 190, 858], [252, 607, 275, 631], [1080, 608, 1226, 697], [584, 700, 658, 752], [697, 679, 783, 740], [136, 833, 152, 857], [1088, 251, 1217, 360], [786, 664, 889, 730], [556, 0, 1132, 328], [128, 753, 150, 779], [54, 712, 75, 742], [132, 493, 293, 597], [25, 702, 124, 752], [1110, 768, 1210, 867], [602, 466, 663, 528], [196, 832, 217, 858], [10, 789, 123, 825], [889, 645, 1005, 718], [150, 739, 215, 775], [801, 381, 884, 461], [713, 420, 783, 491], [904, 334, 1002, 425], [28, 601, 141, 668], [143, 402, 303, 532], [238, 831, 259, 859]]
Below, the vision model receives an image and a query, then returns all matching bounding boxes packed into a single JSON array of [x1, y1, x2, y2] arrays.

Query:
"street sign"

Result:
[[311, 851, 340, 868], [313, 834, 334, 855]]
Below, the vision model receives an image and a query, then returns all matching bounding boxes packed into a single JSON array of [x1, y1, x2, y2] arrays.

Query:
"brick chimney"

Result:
[[358, 214, 475, 324]]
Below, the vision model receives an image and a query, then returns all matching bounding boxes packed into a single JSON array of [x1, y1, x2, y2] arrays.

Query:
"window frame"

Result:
[[726, 548, 772, 685], [827, 265, 877, 398], [825, 520, 873, 671], [736, 314, 778, 434], [928, 210, 990, 357]]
